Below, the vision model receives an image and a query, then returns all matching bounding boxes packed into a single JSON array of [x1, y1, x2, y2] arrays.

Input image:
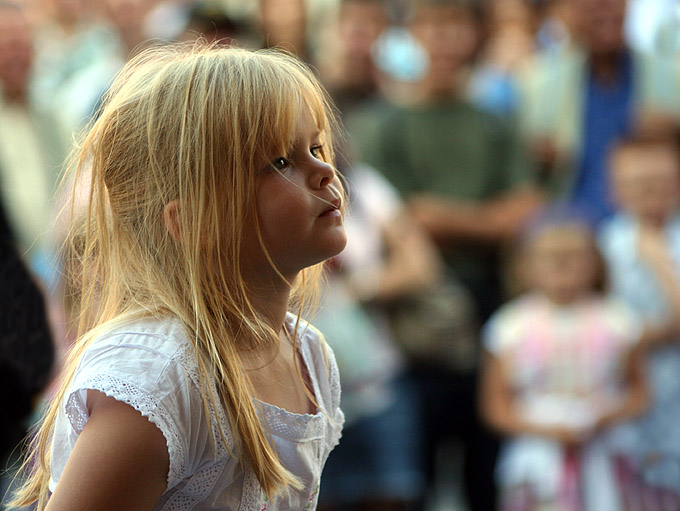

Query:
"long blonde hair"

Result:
[[11, 43, 339, 508]]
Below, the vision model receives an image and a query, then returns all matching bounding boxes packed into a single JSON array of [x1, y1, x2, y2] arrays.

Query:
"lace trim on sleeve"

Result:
[[64, 373, 186, 490]]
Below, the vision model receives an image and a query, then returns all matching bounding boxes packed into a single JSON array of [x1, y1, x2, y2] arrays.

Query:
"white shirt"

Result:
[[50, 314, 344, 510]]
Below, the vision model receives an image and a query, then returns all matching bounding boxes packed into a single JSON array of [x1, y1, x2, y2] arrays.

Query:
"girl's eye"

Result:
[[270, 157, 289, 171], [311, 145, 323, 159]]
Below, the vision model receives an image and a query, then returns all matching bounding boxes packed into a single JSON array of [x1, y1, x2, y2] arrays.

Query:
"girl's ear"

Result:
[[163, 200, 181, 241]]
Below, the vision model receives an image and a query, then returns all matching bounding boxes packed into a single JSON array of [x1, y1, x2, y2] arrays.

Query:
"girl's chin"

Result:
[[328, 230, 348, 258], [313, 232, 349, 269]]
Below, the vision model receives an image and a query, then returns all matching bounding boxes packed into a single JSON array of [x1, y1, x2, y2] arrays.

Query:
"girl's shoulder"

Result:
[[482, 294, 540, 353], [53, 316, 214, 494], [486, 294, 543, 326], [597, 213, 637, 261], [74, 316, 194, 387], [67, 315, 202, 428], [596, 295, 643, 344], [86, 315, 190, 352]]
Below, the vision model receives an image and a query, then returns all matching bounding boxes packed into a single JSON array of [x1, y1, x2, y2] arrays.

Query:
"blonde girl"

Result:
[[9, 43, 347, 511]]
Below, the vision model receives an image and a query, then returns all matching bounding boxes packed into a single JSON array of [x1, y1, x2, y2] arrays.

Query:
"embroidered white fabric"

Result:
[[49, 314, 344, 510]]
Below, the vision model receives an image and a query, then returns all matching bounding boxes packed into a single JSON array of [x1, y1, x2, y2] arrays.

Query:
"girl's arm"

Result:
[[46, 390, 169, 511], [639, 321, 677, 349], [479, 352, 586, 445], [637, 224, 680, 346], [594, 344, 649, 431]]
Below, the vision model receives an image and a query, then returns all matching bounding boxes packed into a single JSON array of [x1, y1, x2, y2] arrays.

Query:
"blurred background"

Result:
[[2, 0, 680, 510]]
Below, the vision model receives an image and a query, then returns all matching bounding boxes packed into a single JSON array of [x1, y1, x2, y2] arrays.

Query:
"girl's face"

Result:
[[526, 224, 599, 304], [242, 106, 347, 280], [612, 146, 680, 225]]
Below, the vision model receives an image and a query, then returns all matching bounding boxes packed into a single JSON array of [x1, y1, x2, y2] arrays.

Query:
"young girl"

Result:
[[480, 207, 648, 511], [9, 43, 347, 511], [599, 134, 680, 505]]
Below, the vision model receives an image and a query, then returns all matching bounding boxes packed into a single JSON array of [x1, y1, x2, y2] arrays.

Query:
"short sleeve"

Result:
[[482, 301, 524, 356], [50, 325, 216, 494], [602, 298, 643, 348]]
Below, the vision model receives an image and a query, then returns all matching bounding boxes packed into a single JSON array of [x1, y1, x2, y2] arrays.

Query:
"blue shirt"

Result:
[[571, 51, 635, 223]]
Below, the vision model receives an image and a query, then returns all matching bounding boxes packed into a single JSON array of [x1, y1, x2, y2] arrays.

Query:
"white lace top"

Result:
[[49, 314, 344, 510]]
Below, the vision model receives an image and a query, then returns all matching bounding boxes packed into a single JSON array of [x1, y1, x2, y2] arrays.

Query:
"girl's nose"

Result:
[[309, 159, 337, 190]]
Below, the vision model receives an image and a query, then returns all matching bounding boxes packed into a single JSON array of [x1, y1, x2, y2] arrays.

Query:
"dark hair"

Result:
[[610, 131, 680, 166], [519, 202, 596, 244], [185, 4, 245, 44]]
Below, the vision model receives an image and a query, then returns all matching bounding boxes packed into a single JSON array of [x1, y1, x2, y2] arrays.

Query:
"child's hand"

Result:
[[638, 223, 673, 267], [593, 411, 617, 433], [637, 223, 680, 328], [530, 137, 560, 170]]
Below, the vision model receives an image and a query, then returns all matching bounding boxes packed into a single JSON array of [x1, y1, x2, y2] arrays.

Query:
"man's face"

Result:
[[572, 0, 627, 56], [0, 8, 33, 97], [411, 5, 478, 81]]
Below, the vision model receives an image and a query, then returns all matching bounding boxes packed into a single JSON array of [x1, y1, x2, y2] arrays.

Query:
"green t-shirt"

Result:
[[351, 98, 532, 200], [347, 98, 534, 317]]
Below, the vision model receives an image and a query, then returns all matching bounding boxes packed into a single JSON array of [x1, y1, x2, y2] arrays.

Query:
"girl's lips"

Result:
[[319, 198, 341, 217], [319, 208, 341, 218]]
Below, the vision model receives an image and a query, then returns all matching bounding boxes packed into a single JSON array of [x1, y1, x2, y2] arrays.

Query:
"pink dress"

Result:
[[483, 293, 641, 511]]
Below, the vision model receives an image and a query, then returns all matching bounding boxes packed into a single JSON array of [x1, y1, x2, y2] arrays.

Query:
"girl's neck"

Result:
[[416, 71, 466, 103], [245, 275, 295, 340], [540, 289, 593, 307]]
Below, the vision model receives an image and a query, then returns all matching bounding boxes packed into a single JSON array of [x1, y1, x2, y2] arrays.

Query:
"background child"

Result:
[[9, 44, 347, 510], [480, 207, 648, 511], [599, 133, 680, 505]]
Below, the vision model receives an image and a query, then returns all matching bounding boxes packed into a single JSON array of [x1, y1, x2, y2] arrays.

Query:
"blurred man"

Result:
[[317, 0, 389, 117], [258, 0, 310, 61], [0, 1, 66, 261], [518, 0, 680, 223], [350, 1, 543, 510]]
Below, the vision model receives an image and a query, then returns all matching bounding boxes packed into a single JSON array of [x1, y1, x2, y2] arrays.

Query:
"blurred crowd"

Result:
[[2, 0, 680, 510]]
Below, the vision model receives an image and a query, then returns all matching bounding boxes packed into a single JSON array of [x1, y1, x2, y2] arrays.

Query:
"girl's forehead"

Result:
[[275, 103, 323, 153], [293, 104, 322, 137], [259, 104, 325, 162]]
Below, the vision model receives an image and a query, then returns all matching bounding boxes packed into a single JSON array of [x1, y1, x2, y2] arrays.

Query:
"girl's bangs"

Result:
[[255, 57, 331, 162]]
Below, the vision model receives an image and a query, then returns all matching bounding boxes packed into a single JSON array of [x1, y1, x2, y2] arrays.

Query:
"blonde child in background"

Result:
[[9, 44, 347, 511], [599, 133, 680, 506], [480, 207, 648, 511]]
